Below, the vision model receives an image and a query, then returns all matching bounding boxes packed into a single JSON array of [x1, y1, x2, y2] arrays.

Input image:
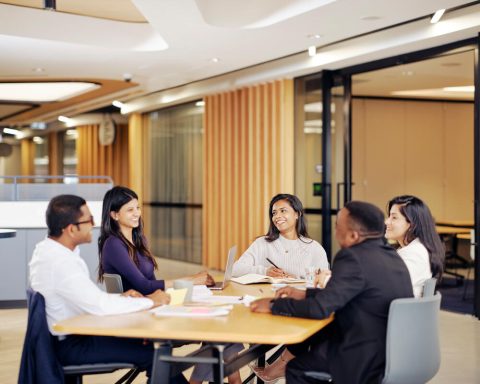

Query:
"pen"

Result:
[[266, 258, 280, 269]]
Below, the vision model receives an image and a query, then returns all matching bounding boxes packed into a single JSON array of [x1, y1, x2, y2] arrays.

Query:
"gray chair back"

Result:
[[103, 273, 124, 293], [422, 277, 437, 297], [382, 293, 441, 384]]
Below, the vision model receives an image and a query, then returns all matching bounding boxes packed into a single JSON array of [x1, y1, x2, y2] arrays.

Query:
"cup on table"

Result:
[[173, 279, 194, 302], [305, 266, 317, 288]]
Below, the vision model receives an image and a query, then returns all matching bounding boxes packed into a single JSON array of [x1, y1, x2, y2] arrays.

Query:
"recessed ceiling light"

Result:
[[443, 86, 474, 93], [32, 68, 45, 73], [307, 34, 323, 39], [0, 82, 99, 102], [112, 100, 126, 109], [195, 101, 205, 107], [210, 57, 220, 63]]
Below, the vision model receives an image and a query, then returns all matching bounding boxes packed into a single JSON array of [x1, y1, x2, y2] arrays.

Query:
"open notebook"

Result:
[[230, 273, 304, 285]]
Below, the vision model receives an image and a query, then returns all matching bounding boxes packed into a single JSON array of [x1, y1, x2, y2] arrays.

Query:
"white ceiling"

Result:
[[0, 0, 475, 126]]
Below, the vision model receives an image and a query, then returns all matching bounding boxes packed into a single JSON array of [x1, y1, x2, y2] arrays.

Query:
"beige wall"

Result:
[[352, 98, 473, 221]]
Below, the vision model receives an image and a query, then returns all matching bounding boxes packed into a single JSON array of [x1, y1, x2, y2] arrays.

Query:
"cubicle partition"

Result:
[[0, 176, 112, 307]]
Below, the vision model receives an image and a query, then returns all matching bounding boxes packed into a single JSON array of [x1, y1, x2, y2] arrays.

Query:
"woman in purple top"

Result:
[[98, 186, 214, 294]]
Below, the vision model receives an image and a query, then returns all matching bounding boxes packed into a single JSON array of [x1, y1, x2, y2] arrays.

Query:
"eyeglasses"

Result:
[[73, 215, 95, 228]]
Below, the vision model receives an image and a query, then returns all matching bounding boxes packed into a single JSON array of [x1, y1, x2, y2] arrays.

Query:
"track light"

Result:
[[112, 100, 126, 109], [431, 9, 445, 24]]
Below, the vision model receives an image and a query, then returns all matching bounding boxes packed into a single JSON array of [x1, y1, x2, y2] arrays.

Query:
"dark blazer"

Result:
[[272, 238, 414, 384], [18, 289, 65, 384]]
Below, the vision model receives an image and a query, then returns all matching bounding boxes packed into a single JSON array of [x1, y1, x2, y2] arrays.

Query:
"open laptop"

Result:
[[209, 245, 237, 290]]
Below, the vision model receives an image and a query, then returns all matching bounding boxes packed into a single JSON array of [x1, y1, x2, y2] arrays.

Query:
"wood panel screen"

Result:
[[203, 79, 294, 269], [76, 123, 129, 186]]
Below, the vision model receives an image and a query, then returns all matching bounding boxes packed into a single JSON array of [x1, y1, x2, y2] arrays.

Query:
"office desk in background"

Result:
[[54, 282, 333, 384], [436, 226, 472, 282]]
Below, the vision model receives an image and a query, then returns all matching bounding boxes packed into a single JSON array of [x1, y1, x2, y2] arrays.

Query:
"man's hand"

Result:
[[275, 286, 306, 300], [250, 298, 273, 313], [314, 270, 332, 288], [121, 289, 143, 298], [147, 289, 171, 307]]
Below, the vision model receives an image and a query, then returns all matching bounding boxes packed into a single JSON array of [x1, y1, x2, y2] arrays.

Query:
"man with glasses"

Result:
[[29, 194, 186, 383]]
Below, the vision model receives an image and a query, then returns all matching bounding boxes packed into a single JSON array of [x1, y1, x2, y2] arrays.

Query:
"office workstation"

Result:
[[0, 1, 480, 383]]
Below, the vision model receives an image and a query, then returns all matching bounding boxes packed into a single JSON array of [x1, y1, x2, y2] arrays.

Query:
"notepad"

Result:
[[151, 305, 231, 318], [230, 273, 304, 285]]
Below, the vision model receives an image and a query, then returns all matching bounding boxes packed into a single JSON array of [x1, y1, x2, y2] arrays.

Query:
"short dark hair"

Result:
[[387, 195, 444, 278], [265, 193, 310, 242], [46, 195, 86, 237], [344, 200, 385, 238]]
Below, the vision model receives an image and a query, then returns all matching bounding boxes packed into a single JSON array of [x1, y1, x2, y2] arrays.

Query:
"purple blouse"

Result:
[[101, 236, 165, 294]]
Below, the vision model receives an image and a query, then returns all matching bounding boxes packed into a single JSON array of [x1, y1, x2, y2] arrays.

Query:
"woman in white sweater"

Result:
[[232, 193, 329, 278], [385, 195, 444, 297], [235, 194, 329, 383]]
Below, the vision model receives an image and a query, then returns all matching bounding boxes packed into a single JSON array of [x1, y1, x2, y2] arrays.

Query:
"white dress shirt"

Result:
[[397, 238, 432, 298], [232, 235, 329, 278], [29, 237, 153, 335]]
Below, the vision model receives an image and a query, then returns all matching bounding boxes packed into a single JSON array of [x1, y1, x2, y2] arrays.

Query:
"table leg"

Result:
[[151, 341, 173, 384], [212, 344, 225, 384]]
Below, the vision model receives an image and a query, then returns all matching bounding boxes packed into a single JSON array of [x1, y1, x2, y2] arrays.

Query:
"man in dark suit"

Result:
[[251, 201, 414, 384]]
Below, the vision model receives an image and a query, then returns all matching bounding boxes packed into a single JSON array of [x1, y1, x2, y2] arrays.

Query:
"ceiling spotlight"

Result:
[[58, 116, 75, 126], [195, 100, 205, 107], [44, 0, 56, 11], [307, 34, 323, 39], [3, 127, 21, 135], [210, 57, 220, 63], [431, 9, 445, 24], [112, 100, 126, 109], [308, 46, 317, 57]]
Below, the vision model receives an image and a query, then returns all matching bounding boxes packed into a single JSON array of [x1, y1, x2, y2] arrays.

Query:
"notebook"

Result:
[[209, 245, 237, 290]]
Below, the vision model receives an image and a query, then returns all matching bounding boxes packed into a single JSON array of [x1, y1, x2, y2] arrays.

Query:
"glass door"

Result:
[[295, 71, 351, 260]]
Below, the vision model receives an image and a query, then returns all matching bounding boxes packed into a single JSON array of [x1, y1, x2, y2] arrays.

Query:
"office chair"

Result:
[[18, 289, 140, 384], [422, 277, 437, 297], [303, 293, 442, 384], [103, 273, 124, 293]]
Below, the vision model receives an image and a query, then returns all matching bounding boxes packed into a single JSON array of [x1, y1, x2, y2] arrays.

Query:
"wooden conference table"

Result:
[[54, 282, 333, 383]]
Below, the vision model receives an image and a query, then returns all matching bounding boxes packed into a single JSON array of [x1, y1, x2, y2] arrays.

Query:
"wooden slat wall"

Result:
[[76, 123, 129, 186], [20, 139, 34, 176], [203, 79, 294, 269], [128, 113, 144, 201]]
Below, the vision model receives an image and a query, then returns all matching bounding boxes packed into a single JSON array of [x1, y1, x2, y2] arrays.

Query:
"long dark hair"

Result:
[[98, 186, 157, 282], [265, 193, 310, 242], [387, 195, 444, 279]]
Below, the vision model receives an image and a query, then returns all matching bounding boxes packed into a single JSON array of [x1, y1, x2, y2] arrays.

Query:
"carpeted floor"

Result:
[[437, 277, 474, 315]]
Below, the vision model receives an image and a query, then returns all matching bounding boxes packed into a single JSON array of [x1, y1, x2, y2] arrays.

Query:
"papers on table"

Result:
[[192, 285, 213, 301], [151, 305, 231, 318], [230, 273, 304, 285]]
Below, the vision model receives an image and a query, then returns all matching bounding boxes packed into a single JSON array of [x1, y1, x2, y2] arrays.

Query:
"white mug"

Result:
[[173, 279, 194, 302]]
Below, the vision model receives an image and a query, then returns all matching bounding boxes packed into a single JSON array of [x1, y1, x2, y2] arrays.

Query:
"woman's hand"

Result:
[[266, 267, 293, 278], [275, 286, 306, 300], [314, 270, 332, 289], [190, 270, 216, 286], [121, 289, 143, 298], [147, 289, 171, 307]]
